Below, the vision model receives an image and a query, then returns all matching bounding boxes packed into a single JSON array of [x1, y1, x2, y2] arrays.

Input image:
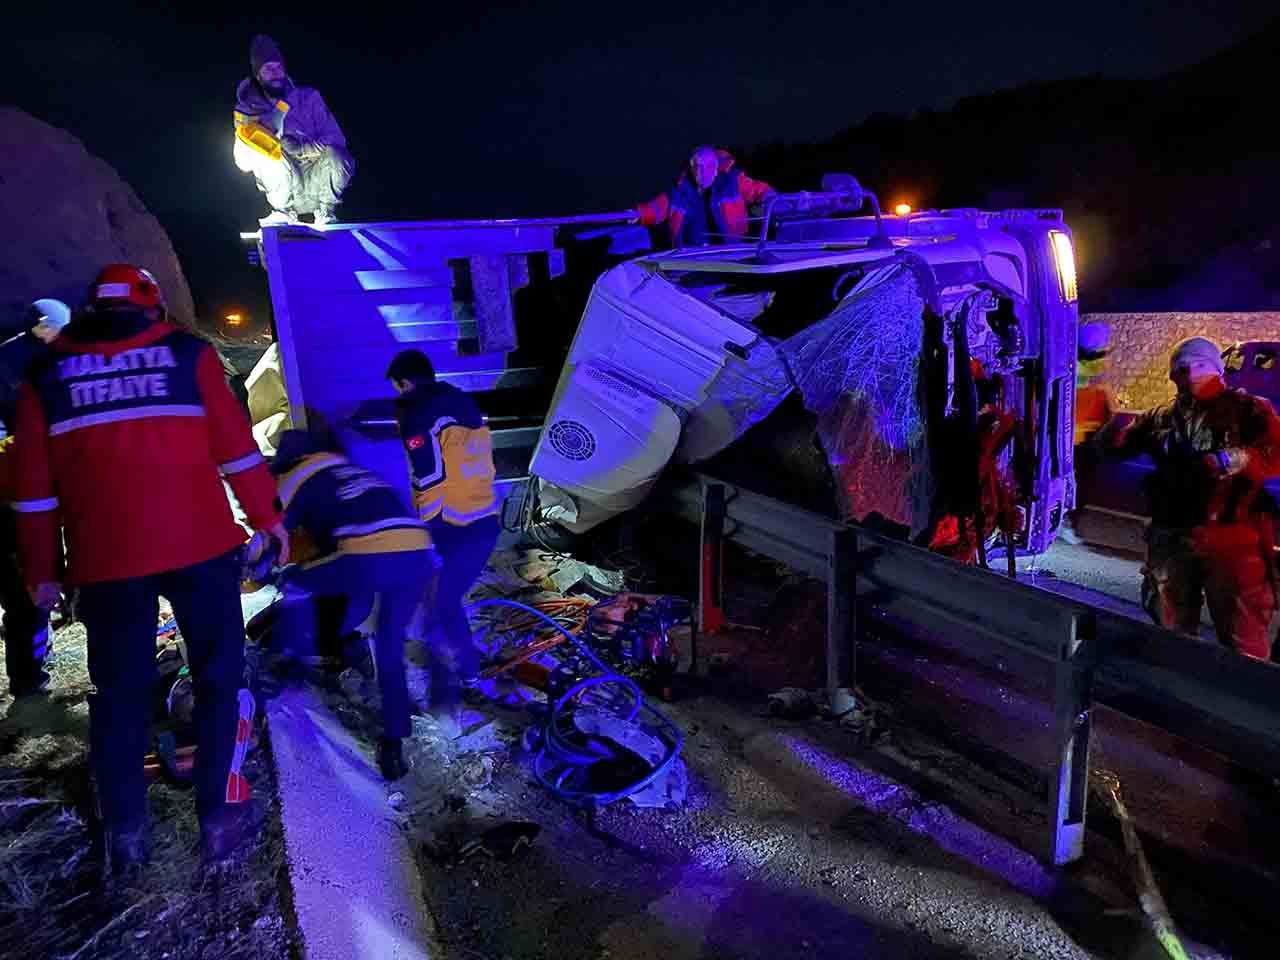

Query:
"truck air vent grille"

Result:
[[548, 420, 596, 461], [586, 367, 640, 398]]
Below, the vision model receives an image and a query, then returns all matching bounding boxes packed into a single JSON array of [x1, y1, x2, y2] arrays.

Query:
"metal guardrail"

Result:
[[662, 473, 1280, 866]]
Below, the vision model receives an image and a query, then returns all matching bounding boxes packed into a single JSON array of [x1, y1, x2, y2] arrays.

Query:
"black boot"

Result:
[[8, 669, 50, 698], [105, 824, 150, 880], [200, 803, 254, 866], [377, 736, 408, 781]]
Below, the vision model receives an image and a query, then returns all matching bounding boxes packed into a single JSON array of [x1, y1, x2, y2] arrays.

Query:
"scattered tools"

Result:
[[476, 596, 595, 679], [480, 634, 569, 680], [425, 821, 541, 869]]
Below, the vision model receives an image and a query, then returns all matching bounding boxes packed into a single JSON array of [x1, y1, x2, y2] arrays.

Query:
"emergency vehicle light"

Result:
[[1049, 231, 1077, 303]]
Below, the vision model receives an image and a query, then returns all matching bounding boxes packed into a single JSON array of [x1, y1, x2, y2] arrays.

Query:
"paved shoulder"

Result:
[[267, 686, 438, 960]]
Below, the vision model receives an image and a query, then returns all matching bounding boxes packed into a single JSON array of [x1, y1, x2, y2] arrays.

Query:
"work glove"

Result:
[[268, 521, 291, 566], [242, 527, 290, 584]]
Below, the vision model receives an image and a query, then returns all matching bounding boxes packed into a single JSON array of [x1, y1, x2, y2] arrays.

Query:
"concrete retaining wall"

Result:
[[1084, 312, 1280, 410]]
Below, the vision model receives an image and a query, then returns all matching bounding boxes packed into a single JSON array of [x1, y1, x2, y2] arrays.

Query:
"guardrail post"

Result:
[[827, 527, 858, 710], [1049, 610, 1095, 865], [699, 483, 727, 635]]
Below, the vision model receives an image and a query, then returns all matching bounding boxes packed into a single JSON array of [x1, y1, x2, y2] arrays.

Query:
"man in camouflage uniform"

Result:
[[1104, 336, 1280, 659]]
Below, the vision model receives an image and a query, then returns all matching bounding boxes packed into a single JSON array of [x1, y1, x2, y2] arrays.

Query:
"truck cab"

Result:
[[527, 178, 1080, 557]]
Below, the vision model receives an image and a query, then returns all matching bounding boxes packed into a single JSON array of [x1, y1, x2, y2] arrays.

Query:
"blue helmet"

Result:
[[30, 299, 71, 335]]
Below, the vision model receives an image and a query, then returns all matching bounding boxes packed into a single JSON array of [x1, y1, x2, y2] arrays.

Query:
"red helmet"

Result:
[[90, 264, 165, 310]]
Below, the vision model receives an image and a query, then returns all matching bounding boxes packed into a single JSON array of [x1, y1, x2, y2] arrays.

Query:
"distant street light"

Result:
[[225, 312, 245, 327], [894, 203, 912, 216]]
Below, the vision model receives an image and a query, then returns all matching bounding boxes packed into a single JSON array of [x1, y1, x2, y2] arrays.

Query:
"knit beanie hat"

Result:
[[1169, 336, 1225, 377], [250, 34, 285, 78], [1078, 322, 1111, 357]]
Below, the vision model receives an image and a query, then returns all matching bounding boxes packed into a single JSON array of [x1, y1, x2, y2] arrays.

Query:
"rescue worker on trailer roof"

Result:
[[233, 34, 354, 227], [634, 146, 776, 248]]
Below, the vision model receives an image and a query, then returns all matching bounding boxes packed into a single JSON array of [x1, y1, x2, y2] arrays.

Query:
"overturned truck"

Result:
[[527, 178, 1080, 560], [245, 177, 1078, 563]]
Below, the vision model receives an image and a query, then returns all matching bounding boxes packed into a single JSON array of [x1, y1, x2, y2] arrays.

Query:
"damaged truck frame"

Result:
[[246, 177, 1280, 868], [527, 174, 1080, 563]]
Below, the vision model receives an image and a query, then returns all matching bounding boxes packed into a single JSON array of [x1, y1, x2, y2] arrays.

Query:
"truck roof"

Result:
[[640, 210, 1039, 298]]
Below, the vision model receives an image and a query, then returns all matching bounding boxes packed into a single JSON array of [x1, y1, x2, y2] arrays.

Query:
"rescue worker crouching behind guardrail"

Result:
[[12, 264, 290, 875], [1100, 336, 1280, 660], [255, 428, 437, 781]]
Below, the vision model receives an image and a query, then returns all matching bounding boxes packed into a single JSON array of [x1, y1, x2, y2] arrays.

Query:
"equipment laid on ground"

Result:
[[468, 597, 685, 808], [583, 593, 689, 671]]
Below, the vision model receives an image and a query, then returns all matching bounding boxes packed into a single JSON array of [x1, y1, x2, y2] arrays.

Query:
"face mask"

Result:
[[1188, 377, 1223, 401]]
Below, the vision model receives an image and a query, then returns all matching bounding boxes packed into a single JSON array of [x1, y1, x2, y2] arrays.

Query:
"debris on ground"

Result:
[[482, 548, 625, 598], [423, 820, 542, 869], [764, 686, 887, 744]]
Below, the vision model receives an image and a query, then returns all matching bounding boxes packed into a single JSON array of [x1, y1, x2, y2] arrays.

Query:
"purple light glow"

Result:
[[781, 735, 1059, 900]]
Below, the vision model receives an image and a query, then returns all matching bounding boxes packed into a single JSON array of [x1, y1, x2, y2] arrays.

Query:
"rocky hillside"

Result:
[[0, 107, 195, 331]]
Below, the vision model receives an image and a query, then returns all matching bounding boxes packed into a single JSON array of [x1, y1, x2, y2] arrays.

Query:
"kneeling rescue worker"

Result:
[[253, 428, 435, 780], [12, 265, 289, 874], [1102, 336, 1280, 659]]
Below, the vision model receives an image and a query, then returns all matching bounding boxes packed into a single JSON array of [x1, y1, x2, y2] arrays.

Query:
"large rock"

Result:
[[0, 107, 195, 329]]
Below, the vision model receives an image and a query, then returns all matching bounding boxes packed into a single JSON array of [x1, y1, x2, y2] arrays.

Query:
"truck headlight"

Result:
[[1049, 231, 1078, 303]]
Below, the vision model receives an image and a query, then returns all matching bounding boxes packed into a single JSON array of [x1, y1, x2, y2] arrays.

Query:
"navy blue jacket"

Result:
[[275, 453, 431, 561]]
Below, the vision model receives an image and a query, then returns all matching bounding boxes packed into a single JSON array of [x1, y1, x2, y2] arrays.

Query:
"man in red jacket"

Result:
[[634, 146, 775, 248], [11, 265, 288, 874]]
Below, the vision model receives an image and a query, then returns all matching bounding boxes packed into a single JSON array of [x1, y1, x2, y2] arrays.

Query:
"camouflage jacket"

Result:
[[1105, 382, 1280, 529]]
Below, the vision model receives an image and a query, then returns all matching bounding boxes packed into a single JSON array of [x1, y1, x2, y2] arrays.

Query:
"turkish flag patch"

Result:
[[407, 435, 425, 450]]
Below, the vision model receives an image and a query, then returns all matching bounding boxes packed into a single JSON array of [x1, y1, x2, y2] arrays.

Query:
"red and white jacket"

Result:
[[12, 317, 281, 587]]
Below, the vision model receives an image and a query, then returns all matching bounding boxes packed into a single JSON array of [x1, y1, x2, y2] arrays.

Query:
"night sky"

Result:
[[1, 2, 1272, 322]]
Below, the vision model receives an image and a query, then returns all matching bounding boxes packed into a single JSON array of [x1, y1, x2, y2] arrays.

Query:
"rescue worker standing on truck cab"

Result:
[[634, 146, 776, 247], [252, 429, 436, 781], [233, 34, 354, 226], [0, 299, 70, 696], [12, 265, 289, 874], [1102, 336, 1280, 659], [388, 349, 501, 729]]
